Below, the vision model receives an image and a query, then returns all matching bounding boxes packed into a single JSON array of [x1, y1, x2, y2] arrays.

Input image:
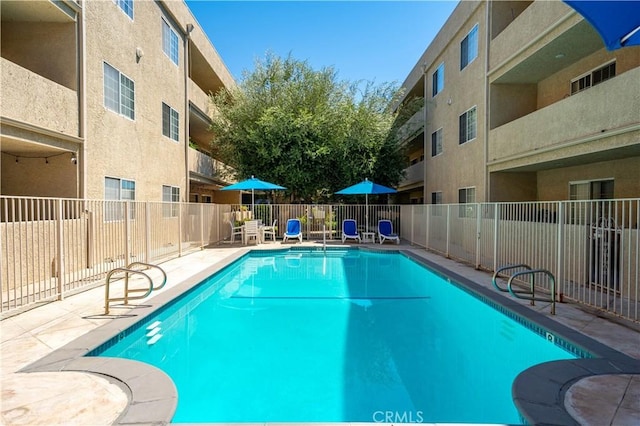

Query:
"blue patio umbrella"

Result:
[[336, 178, 397, 229], [563, 1, 640, 50], [221, 175, 286, 212]]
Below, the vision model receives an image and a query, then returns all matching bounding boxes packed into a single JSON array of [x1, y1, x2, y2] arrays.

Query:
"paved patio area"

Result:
[[1, 241, 639, 425]]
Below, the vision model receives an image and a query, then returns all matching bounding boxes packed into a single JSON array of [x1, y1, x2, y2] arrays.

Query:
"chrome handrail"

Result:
[[507, 269, 556, 315], [492, 263, 532, 292]]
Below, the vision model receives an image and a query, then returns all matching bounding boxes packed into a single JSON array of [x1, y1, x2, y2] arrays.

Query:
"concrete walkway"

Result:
[[1, 242, 638, 425]]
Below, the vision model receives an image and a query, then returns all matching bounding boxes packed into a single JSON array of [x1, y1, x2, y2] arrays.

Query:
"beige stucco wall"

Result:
[[0, 21, 76, 90], [83, 1, 187, 201], [1, 152, 78, 198], [423, 2, 488, 203], [489, 67, 640, 171], [537, 46, 640, 109], [490, 171, 537, 201], [537, 157, 640, 201]]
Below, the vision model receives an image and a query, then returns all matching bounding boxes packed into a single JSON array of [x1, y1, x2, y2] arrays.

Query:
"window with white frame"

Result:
[[460, 24, 478, 70], [571, 61, 616, 95], [113, 0, 133, 19], [104, 62, 135, 120], [162, 19, 179, 65], [162, 185, 180, 217], [431, 128, 443, 156], [104, 177, 135, 221], [458, 187, 476, 217], [432, 62, 444, 97], [162, 103, 179, 141], [459, 106, 477, 144]]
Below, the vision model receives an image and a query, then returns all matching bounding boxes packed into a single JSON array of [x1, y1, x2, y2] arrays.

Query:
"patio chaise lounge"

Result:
[[341, 219, 361, 243], [283, 218, 303, 243], [378, 219, 399, 244]]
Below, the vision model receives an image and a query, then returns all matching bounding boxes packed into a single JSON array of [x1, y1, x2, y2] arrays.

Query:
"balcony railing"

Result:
[[400, 161, 424, 188], [1, 58, 78, 136], [489, 68, 640, 167], [188, 147, 234, 183], [396, 106, 425, 145]]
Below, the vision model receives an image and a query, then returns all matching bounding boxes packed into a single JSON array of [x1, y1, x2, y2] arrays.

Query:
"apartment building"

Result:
[[1, 0, 238, 205], [395, 0, 640, 205]]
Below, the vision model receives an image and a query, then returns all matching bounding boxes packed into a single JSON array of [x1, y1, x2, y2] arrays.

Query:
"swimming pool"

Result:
[[90, 248, 578, 423]]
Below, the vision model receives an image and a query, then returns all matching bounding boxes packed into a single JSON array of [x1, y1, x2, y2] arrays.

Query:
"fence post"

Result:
[[493, 203, 500, 272], [178, 203, 183, 257], [476, 203, 481, 269], [200, 203, 205, 249], [446, 204, 451, 258], [56, 199, 65, 300], [556, 201, 565, 302], [145, 202, 151, 263], [411, 205, 415, 245], [426, 204, 430, 250], [125, 201, 131, 265]]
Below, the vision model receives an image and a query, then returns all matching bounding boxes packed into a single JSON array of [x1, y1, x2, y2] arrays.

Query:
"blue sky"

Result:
[[186, 1, 458, 86]]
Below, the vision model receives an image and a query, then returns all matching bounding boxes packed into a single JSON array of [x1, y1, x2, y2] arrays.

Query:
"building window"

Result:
[[569, 179, 614, 223], [460, 24, 478, 70], [162, 19, 179, 65], [202, 195, 212, 203], [104, 62, 135, 120], [431, 191, 442, 204], [431, 128, 443, 156], [105, 177, 135, 221], [571, 62, 616, 95], [458, 187, 476, 217], [570, 179, 614, 201], [113, 0, 133, 19], [162, 103, 179, 141], [459, 106, 477, 144], [163, 185, 180, 217], [432, 62, 444, 96]]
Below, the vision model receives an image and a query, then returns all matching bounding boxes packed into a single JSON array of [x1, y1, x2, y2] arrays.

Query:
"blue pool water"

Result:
[[94, 249, 577, 423]]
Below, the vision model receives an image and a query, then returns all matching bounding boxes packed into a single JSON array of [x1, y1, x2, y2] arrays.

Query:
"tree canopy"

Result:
[[209, 53, 411, 202]]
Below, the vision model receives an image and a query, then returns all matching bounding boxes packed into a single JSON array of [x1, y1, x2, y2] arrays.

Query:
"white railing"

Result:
[[402, 199, 639, 322], [1, 196, 638, 322]]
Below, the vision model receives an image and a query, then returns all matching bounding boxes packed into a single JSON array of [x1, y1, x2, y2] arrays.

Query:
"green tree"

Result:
[[209, 52, 408, 202]]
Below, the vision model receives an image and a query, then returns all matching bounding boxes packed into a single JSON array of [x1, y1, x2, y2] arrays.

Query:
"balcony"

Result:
[[188, 147, 234, 184], [490, 1, 574, 71], [1, 58, 78, 136], [396, 106, 425, 146], [399, 161, 424, 189], [488, 68, 640, 170], [189, 79, 213, 118]]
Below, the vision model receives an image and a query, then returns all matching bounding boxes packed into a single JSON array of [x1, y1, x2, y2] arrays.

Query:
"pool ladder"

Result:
[[492, 264, 556, 315], [104, 262, 167, 315]]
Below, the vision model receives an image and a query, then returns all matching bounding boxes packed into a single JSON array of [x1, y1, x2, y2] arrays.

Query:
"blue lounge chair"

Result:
[[283, 218, 303, 243], [378, 219, 399, 244], [341, 219, 361, 243]]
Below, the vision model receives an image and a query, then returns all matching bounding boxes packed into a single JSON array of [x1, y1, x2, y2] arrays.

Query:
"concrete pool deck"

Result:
[[1, 241, 639, 425]]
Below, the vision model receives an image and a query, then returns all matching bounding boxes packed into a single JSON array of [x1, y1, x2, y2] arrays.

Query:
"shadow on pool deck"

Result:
[[1, 240, 639, 425]]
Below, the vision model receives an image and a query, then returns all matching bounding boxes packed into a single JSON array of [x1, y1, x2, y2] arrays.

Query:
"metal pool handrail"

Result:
[[492, 263, 532, 292], [104, 262, 167, 315], [507, 269, 556, 315]]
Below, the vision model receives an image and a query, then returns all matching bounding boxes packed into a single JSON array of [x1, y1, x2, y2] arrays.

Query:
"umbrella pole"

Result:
[[366, 194, 369, 230], [251, 189, 255, 218]]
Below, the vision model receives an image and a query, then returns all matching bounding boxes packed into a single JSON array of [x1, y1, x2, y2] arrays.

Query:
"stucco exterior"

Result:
[[1, 0, 235, 203], [396, 0, 640, 204]]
